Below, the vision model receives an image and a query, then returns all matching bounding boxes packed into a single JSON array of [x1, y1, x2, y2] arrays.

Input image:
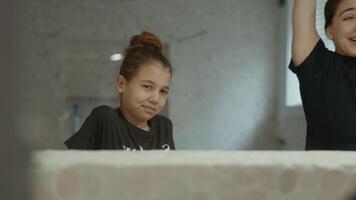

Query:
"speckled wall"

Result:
[[32, 151, 356, 200], [14, 0, 303, 150]]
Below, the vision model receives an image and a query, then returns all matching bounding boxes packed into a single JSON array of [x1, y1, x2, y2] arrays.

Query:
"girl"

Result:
[[291, 0, 356, 150], [65, 32, 175, 150]]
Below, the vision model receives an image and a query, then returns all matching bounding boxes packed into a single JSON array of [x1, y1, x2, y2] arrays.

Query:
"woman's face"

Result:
[[117, 61, 171, 123], [327, 0, 356, 57]]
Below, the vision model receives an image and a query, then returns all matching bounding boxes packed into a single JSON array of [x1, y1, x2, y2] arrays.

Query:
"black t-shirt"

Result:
[[289, 39, 356, 150], [64, 105, 175, 150]]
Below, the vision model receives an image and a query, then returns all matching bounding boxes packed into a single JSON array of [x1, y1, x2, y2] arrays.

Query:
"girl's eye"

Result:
[[142, 85, 152, 89], [160, 90, 168, 95], [343, 16, 355, 21]]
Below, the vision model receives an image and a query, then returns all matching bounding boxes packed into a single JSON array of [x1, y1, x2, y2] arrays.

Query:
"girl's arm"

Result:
[[292, 0, 320, 66]]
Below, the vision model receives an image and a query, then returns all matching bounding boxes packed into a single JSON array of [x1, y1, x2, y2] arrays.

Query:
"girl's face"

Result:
[[117, 61, 171, 124], [327, 0, 356, 57]]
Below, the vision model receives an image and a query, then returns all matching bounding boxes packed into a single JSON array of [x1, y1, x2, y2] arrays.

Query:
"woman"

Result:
[[291, 0, 356, 150]]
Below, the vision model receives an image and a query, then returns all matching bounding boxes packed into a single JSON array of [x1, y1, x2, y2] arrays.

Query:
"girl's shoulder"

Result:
[[91, 105, 118, 119], [151, 114, 172, 127]]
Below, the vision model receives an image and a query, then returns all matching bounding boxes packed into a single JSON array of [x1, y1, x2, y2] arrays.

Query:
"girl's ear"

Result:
[[116, 75, 126, 94], [326, 26, 334, 40]]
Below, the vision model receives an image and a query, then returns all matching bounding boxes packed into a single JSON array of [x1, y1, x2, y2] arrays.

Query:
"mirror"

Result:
[[12, 0, 307, 150]]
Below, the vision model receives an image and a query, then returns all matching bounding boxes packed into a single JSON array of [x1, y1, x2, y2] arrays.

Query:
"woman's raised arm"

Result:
[[292, 0, 320, 66]]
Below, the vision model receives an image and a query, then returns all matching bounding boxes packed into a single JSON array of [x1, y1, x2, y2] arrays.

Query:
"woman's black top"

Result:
[[289, 40, 356, 150]]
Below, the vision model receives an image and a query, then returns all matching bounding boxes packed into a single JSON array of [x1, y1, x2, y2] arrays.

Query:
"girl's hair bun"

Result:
[[119, 31, 172, 81], [125, 31, 163, 55]]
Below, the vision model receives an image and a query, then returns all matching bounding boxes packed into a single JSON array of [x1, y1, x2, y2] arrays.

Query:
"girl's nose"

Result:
[[149, 91, 160, 104]]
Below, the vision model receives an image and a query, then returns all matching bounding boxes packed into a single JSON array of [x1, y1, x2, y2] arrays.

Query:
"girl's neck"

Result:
[[120, 107, 150, 131]]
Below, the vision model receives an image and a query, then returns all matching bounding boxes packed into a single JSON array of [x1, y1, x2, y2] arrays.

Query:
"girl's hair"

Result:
[[119, 31, 172, 81], [324, 0, 343, 30]]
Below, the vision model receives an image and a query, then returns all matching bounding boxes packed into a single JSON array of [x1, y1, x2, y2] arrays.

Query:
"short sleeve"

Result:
[[289, 39, 331, 82], [64, 108, 99, 149]]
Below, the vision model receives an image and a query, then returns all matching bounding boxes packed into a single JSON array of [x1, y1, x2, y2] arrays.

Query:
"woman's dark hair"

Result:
[[324, 0, 343, 30], [119, 31, 172, 81]]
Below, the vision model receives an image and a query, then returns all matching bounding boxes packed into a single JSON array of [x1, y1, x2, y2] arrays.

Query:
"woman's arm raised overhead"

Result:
[[292, 0, 320, 66]]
